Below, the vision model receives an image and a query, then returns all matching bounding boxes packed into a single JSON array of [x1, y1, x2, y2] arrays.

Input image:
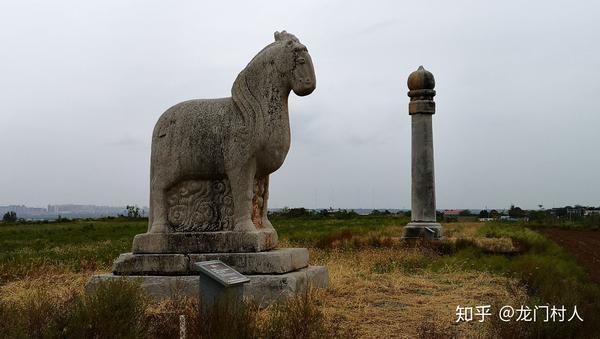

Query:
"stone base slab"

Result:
[[113, 248, 309, 275], [402, 222, 443, 240], [132, 229, 278, 254], [189, 248, 308, 274], [88, 266, 328, 307]]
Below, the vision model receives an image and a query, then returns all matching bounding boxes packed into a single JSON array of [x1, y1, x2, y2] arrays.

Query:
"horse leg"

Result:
[[228, 159, 257, 232], [260, 175, 275, 230], [148, 179, 171, 233]]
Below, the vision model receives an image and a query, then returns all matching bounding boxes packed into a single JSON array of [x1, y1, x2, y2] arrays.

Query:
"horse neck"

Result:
[[252, 67, 291, 142], [232, 44, 292, 144], [264, 80, 291, 134]]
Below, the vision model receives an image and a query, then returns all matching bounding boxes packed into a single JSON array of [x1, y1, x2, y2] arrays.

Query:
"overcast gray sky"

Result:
[[1, 0, 599, 210]]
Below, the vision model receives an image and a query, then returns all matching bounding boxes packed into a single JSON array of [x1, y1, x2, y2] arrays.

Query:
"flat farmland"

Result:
[[542, 228, 600, 284], [1, 217, 599, 338]]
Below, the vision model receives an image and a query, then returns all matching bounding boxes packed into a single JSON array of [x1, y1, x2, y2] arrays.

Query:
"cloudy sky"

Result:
[[1, 0, 599, 210]]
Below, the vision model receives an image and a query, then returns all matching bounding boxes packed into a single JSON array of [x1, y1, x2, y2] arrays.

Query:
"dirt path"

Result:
[[541, 228, 600, 284]]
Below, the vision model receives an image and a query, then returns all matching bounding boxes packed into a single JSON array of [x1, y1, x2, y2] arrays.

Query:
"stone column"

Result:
[[403, 66, 443, 240]]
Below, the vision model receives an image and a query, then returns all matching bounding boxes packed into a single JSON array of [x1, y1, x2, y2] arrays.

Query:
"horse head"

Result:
[[274, 31, 316, 96], [232, 31, 316, 136]]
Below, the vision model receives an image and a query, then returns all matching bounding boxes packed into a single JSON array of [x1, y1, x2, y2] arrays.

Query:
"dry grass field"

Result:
[[1, 217, 598, 338], [314, 248, 526, 338]]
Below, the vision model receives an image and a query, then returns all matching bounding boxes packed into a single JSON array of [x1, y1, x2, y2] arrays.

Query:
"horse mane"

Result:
[[231, 31, 298, 137]]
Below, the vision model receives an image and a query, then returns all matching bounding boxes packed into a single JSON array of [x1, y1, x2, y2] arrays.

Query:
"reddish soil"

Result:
[[542, 228, 600, 284]]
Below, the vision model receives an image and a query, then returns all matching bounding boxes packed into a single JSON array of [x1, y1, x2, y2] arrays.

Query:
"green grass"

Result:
[[518, 215, 600, 231], [0, 218, 146, 281], [0, 215, 408, 282], [431, 222, 600, 338], [435, 223, 590, 282], [0, 279, 351, 339], [271, 215, 409, 245], [1, 216, 599, 337]]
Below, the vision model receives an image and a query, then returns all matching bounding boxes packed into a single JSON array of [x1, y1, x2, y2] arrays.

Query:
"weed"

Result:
[[415, 314, 458, 339], [63, 279, 149, 338], [372, 252, 429, 274], [194, 296, 260, 339], [314, 229, 354, 249], [147, 294, 200, 338], [263, 288, 354, 339], [435, 222, 600, 338]]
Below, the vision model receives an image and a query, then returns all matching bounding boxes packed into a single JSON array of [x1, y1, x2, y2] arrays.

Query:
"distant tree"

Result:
[[56, 214, 71, 222], [436, 211, 445, 220], [479, 210, 489, 218], [286, 208, 309, 218], [333, 209, 358, 219], [508, 205, 525, 218], [317, 209, 330, 217], [369, 209, 382, 216], [2, 211, 17, 222], [528, 210, 549, 222], [489, 209, 500, 218], [126, 205, 141, 218], [459, 209, 472, 217]]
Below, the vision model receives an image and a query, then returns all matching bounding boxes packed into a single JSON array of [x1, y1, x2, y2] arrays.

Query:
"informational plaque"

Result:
[[195, 260, 250, 287]]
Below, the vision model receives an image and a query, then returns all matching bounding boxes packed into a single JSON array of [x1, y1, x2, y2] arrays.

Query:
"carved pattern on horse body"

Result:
[[165, 177, 270, 232]]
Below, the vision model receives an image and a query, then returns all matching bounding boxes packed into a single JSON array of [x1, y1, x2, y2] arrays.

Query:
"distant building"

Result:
[[443, 209, 462, 217], [584, 209, 600, 216], [1, 204, 148, 220]]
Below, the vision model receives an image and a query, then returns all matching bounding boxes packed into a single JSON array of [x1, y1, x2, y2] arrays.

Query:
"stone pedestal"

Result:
[[87, 243, 328, 305], [131, 229, 278, 254], [87, 266, 328, 307], [112, 248, 309, 275], [402, 222, 443, 240]]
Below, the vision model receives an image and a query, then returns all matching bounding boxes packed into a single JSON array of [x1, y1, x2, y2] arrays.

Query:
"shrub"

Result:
[[63, 279, 148, 338], [263, 288, 353, 339], [332, 209, 359, 219], [195, 296, 260, 339], [0, 298, 26, 339], [0, 287, 76, 339], [148, 289, 347, 339], [147, 295, 200, 338]]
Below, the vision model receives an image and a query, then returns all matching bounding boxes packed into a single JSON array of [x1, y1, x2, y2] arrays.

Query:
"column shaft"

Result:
[[411, 114, 436, 222]]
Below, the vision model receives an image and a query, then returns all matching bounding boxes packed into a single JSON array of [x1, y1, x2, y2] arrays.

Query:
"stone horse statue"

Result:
[[148, 31, 316, 234]]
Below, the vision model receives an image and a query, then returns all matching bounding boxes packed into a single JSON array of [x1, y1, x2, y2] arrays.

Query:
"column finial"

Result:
[[407, 66, 436, 115]]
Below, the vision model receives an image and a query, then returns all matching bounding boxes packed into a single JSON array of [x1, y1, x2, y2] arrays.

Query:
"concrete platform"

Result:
[[88, 266, 328, 306], [132, 229, 278, 254], [113, 248, 309, 275]]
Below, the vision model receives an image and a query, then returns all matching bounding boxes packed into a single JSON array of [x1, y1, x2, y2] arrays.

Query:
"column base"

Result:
[[402, 222, 443, 240]]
